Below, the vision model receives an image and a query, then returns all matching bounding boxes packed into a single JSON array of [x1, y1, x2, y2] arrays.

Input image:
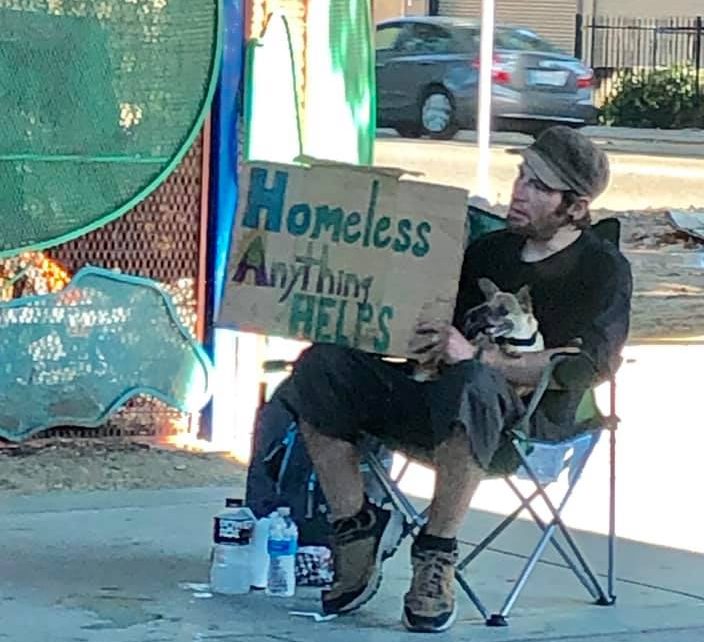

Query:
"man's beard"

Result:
[[508, 202, 572, 240]]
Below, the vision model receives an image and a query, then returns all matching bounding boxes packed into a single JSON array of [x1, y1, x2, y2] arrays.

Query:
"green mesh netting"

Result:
[[0, 267, 212, 441], [0, 0, 220, 257], [327, 0, 375, 164], [303, 0, 375, 164]]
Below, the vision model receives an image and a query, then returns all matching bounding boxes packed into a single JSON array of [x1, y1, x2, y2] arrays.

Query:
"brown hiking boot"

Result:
[[402, 538, 458, 633], [321, 502, 404, 615]]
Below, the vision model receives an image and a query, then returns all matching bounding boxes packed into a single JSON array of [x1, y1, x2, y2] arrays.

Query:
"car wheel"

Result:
[[396, 125, 422, 139], [420, 88, 458, 140]]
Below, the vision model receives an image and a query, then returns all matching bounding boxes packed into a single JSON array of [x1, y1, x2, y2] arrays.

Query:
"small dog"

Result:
[[469, 279, 545, 397], [468, 278, 544, 357], [411, 279, 543, 382]]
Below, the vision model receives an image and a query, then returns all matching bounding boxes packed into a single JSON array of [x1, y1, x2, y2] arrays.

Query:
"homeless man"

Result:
[[279, 126, 632, 633]]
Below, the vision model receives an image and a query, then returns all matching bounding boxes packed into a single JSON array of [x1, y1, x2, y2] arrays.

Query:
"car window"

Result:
[[375, 25, 404, 51], [454, 27, 481, 53], [495, 28, 563, 54], [396, 23, 454, 54]]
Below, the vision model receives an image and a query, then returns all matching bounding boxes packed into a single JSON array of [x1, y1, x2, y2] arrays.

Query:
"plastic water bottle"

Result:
[[266, 507, 298, 597], [251, 516, 271, 590], [209, 498, 255, 595]]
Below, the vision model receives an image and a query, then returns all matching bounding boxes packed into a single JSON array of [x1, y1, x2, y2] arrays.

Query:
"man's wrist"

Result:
[[478, 345, 499, 367], [459, 342, 481, 363]]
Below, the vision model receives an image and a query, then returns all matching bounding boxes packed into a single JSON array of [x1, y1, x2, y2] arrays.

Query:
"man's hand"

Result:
[[408, 321, 449, 366], [444, 327, 479, 364]]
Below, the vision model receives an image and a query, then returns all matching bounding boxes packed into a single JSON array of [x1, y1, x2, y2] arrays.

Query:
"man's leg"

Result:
[[299, 420, 405, 614], [400, 423, 485, 633], [281, 345, 420, 615], [403, 361, 520, 634], [298, 421, 364, 521], [427, 423, 485, 539]]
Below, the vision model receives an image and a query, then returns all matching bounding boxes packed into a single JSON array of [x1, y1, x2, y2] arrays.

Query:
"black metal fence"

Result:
[[577, 15, 704, 102]]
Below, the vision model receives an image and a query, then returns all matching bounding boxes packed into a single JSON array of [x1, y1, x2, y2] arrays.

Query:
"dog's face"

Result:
[[475, 278, 539, 342]]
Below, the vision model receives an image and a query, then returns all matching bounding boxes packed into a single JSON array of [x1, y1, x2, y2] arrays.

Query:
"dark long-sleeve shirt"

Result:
[[453, 227, 633, 430]]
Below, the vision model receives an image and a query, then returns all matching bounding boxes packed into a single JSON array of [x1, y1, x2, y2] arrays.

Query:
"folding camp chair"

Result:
[[362, 356, 618, 626], [257, 208, 621, 626], [360, 208, 621, 625]]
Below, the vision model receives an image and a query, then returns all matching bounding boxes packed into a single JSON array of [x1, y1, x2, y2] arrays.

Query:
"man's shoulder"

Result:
[[581, 228, 632, 276]]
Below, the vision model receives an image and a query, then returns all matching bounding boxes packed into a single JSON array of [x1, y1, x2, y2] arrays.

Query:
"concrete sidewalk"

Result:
[[2, 485, 703, 642], [3, 345, 704, 641]]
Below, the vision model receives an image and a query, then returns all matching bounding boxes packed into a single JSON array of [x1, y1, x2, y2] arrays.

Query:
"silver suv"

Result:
[[376, 16, 597, 139]]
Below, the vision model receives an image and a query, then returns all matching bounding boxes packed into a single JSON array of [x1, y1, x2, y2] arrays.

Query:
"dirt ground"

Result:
[[1, 209, 702, 496], [0, 439, 247, 495], [613, 209, 704, 340]]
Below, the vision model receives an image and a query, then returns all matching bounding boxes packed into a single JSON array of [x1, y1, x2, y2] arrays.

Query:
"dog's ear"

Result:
[[516, 285, 533, 314], [478, 278, 500, 301]]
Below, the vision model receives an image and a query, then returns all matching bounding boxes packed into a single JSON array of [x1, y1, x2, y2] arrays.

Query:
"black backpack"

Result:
[[245, 378, 392, 547]]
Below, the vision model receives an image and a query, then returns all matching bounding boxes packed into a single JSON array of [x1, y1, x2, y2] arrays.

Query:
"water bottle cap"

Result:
[[276, 506, 291, 516], [225, 498, 244, 508]]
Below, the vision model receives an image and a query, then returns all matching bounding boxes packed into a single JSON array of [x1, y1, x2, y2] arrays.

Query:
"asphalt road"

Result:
[[375, 132, 704, 211]]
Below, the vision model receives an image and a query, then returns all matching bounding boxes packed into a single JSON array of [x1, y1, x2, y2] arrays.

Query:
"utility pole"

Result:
[[476, 0, 495, 201]]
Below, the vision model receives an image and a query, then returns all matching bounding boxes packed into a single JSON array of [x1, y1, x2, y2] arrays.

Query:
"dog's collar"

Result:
[[497, 331, 540, 348]]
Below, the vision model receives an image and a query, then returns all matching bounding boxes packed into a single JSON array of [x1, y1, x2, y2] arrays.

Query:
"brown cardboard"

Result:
[[218, 160, 468, 358]]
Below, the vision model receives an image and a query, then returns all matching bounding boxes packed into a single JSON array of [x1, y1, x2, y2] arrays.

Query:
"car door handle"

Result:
[[418, 61, 433, 66]]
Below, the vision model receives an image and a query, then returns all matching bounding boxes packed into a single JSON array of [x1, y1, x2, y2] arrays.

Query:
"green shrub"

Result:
[[599, 66, 704, 129]]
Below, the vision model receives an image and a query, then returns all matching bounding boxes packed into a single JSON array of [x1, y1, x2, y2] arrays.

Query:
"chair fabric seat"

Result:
[[516, 431, 600, 486]]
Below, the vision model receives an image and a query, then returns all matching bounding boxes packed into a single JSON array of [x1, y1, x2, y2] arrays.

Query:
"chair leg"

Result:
[[505, 478, 601, 600], [493, 491, 606, 619], [457, 489, 541, 572], [608, 391, 618, 602], [455, 569, 490, 621], [485, 439, 613, 623], [494, 515, 563, 619], [556, 520, 613, 606], [459, 451, 608, 623], [458, 480, 598, 604], [607, 434, 617, 603], [516, 447, 612, 607]]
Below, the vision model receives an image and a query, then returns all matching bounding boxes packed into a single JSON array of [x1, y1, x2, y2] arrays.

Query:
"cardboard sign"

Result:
[[218, 160, 468, 358]]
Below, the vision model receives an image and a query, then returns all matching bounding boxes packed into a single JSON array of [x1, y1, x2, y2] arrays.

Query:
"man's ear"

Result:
[[516, 285, 533, 314], [478, 278, 500, 301], [567, 196, 590, 227]]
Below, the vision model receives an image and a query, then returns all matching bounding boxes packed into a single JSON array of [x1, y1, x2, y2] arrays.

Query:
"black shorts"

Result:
[[278, 344, 526, 472]]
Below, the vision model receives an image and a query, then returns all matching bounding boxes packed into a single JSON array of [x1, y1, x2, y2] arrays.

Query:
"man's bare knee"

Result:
[[433, 423, 474, 465]]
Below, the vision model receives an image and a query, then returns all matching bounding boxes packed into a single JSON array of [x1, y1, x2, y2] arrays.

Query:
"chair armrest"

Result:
[[513, 353, 574, 437], [552, 351, 600, 390]]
